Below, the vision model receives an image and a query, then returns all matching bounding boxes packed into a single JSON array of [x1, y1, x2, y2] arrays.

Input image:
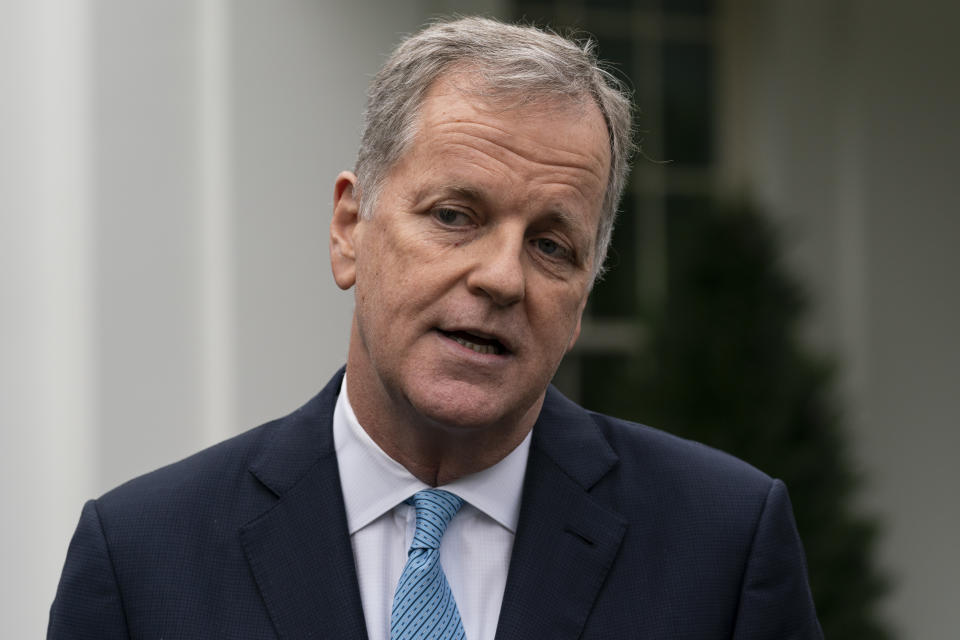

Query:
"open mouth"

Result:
[[439, 329, 508, 356]]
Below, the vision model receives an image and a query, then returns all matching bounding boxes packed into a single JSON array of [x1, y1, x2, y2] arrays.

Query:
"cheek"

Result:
[[355, 253, 424, 327], [530, 290, 585, 342]]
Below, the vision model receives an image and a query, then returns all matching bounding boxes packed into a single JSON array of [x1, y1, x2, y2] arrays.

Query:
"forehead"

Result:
[[415, 73, 610, 165], [392, 74, 611, 214]]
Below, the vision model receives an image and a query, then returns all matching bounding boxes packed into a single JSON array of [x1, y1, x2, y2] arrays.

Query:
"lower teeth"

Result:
[[452, 335, 498, 355]]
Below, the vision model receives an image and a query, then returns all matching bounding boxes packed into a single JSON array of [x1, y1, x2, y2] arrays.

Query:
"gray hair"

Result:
[[354, 16, 634, 279]]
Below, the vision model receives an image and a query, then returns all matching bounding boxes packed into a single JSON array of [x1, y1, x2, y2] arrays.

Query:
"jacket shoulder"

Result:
[[97, 418, 275, 513], [582, 408, 777, 532], [591, 410, 772, 488], [95, 368, 343, 523]]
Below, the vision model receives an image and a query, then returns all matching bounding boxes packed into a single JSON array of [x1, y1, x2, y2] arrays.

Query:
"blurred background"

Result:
[[2, 0, 957, 637]]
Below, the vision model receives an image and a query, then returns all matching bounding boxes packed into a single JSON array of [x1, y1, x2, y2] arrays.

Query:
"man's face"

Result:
[[331, 75, 610, 434]]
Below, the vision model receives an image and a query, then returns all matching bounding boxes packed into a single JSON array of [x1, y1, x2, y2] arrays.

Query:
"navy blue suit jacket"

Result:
[[49, 369, 822, 638]]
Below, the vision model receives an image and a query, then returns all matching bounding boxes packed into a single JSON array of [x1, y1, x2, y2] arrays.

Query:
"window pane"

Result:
[[590, 193, 638, 318], [662, 42, 713, 166], [580, 353, 636, 417], [661, 0, 714, 16]]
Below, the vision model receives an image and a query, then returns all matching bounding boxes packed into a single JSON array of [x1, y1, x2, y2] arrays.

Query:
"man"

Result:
[[49, 17, 822, 640]]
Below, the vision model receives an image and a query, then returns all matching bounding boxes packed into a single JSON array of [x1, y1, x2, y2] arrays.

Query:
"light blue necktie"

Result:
[[390, 489, 466, 640]]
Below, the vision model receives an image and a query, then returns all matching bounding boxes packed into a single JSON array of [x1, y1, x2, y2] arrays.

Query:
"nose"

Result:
[[465, 230, 525, 307]]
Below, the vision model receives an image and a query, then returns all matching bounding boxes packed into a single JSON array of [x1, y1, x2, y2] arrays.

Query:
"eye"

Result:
[[534, 237, 570, 259], [433, 208, 472, 227]]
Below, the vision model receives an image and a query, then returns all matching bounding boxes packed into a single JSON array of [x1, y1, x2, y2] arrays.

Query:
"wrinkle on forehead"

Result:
[[415, 72, 611, 174], [419, 130, 607, 213], [432, 121, 607, 179]]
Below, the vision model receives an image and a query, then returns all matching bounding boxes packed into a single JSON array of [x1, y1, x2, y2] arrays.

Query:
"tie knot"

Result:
[[407, 489, 464, 550]]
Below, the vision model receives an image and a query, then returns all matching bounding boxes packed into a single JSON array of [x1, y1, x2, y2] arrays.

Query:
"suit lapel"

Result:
[[239, 369, 369, 639], [495, 387, 627, 640]]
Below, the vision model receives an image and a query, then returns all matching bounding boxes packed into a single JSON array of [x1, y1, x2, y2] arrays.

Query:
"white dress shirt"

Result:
[[333, 378, 531, 640]]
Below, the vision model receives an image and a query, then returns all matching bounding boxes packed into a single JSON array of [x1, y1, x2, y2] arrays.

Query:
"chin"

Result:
[[417, 398, 508, 432], [406, 381, 519, 433]]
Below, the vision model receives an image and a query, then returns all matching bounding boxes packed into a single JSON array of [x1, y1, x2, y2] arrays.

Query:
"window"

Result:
[[511, 0, 717, 402]]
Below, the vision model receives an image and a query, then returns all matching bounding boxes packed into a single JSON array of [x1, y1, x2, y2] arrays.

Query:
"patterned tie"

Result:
[[390, 489, 466, 640]]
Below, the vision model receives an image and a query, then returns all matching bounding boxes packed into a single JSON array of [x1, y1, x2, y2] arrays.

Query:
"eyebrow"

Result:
[[540, 207, 588, 235], [433, 183, 485, 203], [434, 184, 586, 225]]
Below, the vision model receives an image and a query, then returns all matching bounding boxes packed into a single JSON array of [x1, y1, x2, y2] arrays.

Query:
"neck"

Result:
[[344, 333, 541, 487]]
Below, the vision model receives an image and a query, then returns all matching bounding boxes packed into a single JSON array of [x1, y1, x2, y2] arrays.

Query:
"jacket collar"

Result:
[[240, 368, 370, 639], [533, 385, 620, 489], [246, 369, 343, 497], [495, 385, 627, 639]]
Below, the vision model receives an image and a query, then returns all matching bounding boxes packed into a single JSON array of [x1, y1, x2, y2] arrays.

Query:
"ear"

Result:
[[330, 171, 361, 290]]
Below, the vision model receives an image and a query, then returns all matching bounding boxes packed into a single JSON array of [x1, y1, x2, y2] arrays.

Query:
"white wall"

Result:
[[231, 0, 410, 433], [1, 1, 434, 636], [719, 1, 960, 637]]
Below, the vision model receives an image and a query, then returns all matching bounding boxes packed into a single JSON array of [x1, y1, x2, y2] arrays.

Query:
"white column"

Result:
[[0, 1, 96, 636], [198, 0, 236, 445]]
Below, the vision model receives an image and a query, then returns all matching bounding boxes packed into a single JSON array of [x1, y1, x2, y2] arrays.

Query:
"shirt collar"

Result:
[[333, 375, 531, 535]]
